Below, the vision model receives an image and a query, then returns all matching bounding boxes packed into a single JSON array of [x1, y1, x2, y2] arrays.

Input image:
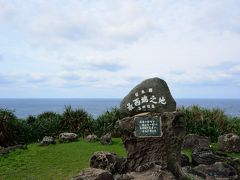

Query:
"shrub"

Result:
[[0, 108, 16, 146], [12, 120, 32, 145], [30, 112, 62, 141], [178, 105, 240, 142], [61, 106, 94, 136], [0, 109, 31, 146], [226, 116, 240, 135], [94, 107, 127, 137], [1, 104, 240, 145]]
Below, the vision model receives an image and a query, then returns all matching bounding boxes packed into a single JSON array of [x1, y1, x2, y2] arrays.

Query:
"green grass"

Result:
[[182, 149, 192, 163], [1, 138, 240, 180], [0, 138, 126, 180]]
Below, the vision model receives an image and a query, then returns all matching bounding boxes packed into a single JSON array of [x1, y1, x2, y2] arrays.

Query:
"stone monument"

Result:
[[117, 77, 189, 179], [71, 77, 190, 180]]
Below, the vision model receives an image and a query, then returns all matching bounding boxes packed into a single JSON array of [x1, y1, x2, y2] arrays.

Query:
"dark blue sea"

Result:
[[0, 98, 239, 119]]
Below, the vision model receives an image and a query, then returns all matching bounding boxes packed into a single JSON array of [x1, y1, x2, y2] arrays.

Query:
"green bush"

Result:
[[61, 106, 94, 136], [1, 104, 240, 146], [94, 107, 127, 137], [0, 109, 31, 146], [226, 116, 240, 135], [178, 105, 240, 142], [30, 112, 63, 141]]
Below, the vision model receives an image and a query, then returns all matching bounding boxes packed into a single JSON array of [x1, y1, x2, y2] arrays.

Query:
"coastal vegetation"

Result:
[[1, 106, 240, 179], [179, 105, 240, 142], [1, 105, 240, 147]]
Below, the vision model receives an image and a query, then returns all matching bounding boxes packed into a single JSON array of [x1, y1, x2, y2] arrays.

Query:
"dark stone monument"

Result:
[[71, 77, 190, 180], [117, 77, 189, 179], [120, 77, 176, 116]]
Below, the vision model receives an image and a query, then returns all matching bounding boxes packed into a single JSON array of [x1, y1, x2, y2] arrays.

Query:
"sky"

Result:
[[0, 0, 240, 98]]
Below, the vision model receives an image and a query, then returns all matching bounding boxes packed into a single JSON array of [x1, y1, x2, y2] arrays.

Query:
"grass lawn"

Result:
[[1, 139, 240, 180], [0, 138, 126, 180]]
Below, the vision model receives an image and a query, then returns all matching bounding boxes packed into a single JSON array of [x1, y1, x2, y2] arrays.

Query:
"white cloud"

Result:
[[0, 2, 16, 22], [24, 73, 49, 84], [0, 0, 240, 98]]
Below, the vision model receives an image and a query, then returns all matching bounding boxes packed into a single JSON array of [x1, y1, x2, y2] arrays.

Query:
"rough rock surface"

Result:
[[86, 134, 98, 142], [218, 133, 240, 152], [117, 112, 189, 179], [182, 134, 210, 150], [40, 136, 56, 146], [189, 162, 238, 179], [180, 154, 190, 167], [226, 159, 240, 177], [90, 151, 126, 174], [192, 147, 227, 166], [59, 132, 78, 142], [182, 167, 203, 180], [120, 164, 176, 180], [71, 168, 113, 180], [120, 77, 176, 116], [100, 133, 112, 145]]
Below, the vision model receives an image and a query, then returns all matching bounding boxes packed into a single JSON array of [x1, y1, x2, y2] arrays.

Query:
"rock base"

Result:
[[115, 164, 176, 180], [117, 112, 188, 179], [71, 168, 113, 180]]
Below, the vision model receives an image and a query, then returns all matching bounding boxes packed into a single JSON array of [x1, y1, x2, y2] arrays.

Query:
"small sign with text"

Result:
[[134, 116, 162, 137]]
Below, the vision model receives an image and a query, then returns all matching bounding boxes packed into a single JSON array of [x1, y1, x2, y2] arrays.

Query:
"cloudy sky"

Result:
[[0, 0, 240, 98]]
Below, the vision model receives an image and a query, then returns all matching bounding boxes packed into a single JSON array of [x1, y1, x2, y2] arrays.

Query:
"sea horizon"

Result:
[[1, 98, 240, 99], [0, 98, 240, 119]]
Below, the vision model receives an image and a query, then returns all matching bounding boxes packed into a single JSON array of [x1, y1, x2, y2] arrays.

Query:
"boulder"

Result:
[[71, 168, 113, 180], [120, 77, 176, 116], [100, 133, 112, 145], [182, 167, 202, 180], [72, 165, 177, 180], [218, 133, 240, 152], [86, 134, 98, 142], [182, 134, 210, 150], [90, 151, 126, 174], [40, 136, 56, 146], [59, 132, 78, 142], [180, 154, 190, 167], [189, 162, 238, 179], [226, 159, 240, 177], [192, 147, 227, 166], [113, 174, 134, 180], [125, 164, 176, 180]]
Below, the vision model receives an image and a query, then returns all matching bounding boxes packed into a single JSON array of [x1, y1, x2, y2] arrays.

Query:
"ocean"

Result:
[[0, 98, 239, 119]]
